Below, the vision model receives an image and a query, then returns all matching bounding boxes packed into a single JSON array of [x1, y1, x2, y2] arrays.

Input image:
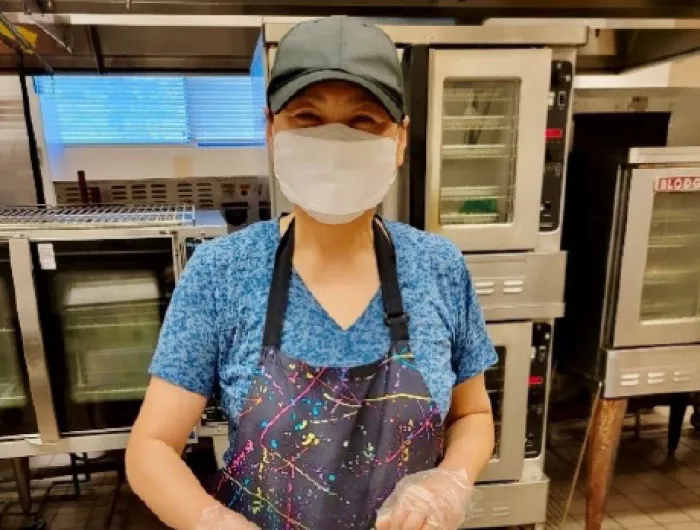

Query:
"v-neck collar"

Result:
[[291, 270, 382, 333], [275, 216, 384, 334]]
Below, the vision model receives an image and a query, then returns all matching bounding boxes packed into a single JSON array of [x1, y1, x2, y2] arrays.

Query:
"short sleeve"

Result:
[[448, 252, 498, 385], [149, 243, 220, 397]]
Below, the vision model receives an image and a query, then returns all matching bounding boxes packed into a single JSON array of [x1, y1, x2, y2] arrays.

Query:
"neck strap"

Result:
[[262, 217, 409, 349]]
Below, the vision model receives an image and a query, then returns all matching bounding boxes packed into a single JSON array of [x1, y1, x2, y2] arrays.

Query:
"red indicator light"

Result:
[[546, 128, 563, 140], [529, 376, 544, 386]]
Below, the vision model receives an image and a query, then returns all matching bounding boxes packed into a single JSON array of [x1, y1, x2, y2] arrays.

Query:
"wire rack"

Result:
[[0, 205, 195, 230]]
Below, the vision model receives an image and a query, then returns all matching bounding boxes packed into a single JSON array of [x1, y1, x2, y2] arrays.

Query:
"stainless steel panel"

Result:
[[462, 474, 549, 528], [178, 210, 228, 239], [263, 23, 587, 47], [426, 49, 550, 252], [604, 344, 700, 398], [9, 238, 60, 445], [538, 47, 577, 254], [54, 177, 269, 214], [630, 146, 700, 165], [480, 322, 531, 483], [466, 251, 566, 321], [19, 227, 178, 242], [614, 167, 700, 347], [0, 78, 38, 206], [0, 431, 130, 458]]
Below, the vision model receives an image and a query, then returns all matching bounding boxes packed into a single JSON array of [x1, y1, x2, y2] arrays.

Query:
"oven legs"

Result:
[[586, 397, 627, 530], [11, 457, 32, 515], [668, 392, 691, 457]]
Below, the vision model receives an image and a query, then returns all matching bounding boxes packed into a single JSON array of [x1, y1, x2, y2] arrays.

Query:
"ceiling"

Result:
[[5, 0, 700, 18], [3, 1, 700, 74]]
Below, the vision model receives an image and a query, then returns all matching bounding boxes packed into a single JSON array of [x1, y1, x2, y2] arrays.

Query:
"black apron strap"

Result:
[[372, 218, 410, 344], [262, 217, 409, 350], [262, 219, 295, 349]]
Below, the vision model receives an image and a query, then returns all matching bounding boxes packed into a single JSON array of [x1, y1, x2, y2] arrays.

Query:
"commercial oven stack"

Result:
[[228, 23, 587, 529], [556, 144, 700, 527], [0, 205, 226, 459]]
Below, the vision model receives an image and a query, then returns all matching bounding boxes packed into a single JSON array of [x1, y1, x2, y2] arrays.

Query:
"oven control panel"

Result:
[[184, 237, 211, 261], [203, 403, 228, 424], [540, 61, 573, 232], [525, 323, 552, 459], [180, 236, 221, 276]]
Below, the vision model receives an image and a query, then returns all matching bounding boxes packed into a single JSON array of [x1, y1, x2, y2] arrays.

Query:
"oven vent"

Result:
[[54, 177, 271, 229], [55, 177, 269, 211]]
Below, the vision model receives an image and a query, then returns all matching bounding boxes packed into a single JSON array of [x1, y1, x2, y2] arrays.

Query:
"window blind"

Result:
[[34, 75, 266, 147], [34, 76, 189, 145], [186, 76, 266, 147]]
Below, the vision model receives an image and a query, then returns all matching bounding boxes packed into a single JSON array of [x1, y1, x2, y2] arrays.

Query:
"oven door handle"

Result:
[[9, 237, 61, 445], [25, 437, 61, 447]]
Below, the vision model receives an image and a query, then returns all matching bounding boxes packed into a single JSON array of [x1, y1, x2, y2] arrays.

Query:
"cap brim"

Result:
[[269, 70, 403, 122]]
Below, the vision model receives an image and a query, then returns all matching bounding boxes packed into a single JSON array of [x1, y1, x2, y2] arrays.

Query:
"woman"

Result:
[[126, 16, 496, 530]]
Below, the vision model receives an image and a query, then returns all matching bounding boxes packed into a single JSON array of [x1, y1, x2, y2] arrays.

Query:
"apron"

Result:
[[211, 218, 444, 530]]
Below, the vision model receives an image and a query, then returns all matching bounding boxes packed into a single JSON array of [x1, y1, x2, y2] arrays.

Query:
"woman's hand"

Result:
[[375, 468, 474, 530], [194, 504, 262, 530]]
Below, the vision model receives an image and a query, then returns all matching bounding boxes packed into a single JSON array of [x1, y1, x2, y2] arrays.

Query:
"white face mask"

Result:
[[273, 123, 398, 225]]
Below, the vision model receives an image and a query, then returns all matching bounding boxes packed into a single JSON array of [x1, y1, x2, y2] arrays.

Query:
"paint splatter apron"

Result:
[[211, 218, 444, 529]]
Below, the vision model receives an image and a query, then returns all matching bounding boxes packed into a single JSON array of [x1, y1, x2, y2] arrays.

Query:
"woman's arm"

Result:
[[126, 377, 211, 529], [441, 373, 494, 479], [126, 378, 255, 530]]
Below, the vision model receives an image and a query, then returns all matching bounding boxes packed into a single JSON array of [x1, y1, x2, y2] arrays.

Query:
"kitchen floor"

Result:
[[547, 409, 700, 530], [2, 412, 700, 530]]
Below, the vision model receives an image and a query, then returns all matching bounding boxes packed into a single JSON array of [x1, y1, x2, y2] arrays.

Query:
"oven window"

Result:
[[0, 243, 38, 437], [0, 275, 25, 410], [54, 269, 165, 403], [440, 78, 519, 227], [38, 238, 175, 432], [484, 346, 506, 458], [640, 192, 700, 321]]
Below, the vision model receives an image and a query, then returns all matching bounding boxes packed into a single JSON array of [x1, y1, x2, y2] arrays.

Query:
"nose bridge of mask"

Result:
[[274, 122, 391, 142]]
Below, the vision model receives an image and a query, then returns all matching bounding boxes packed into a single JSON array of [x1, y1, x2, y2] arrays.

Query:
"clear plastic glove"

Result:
[[375, 468, 474, 530], [194, 504, 262, 530]]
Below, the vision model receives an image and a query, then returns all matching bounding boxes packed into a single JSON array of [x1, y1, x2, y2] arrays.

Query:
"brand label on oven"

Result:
[[654, 176, 700, 192], [37, 243, 56, 270]]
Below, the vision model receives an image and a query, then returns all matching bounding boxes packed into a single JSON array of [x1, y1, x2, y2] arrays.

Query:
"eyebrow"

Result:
[[289, 91, 386, 114]]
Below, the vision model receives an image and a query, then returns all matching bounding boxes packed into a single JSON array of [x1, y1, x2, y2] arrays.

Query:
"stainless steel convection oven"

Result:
[[0, 205, 226, 459], [557, 147, 700, 398], [208, 23, 586, 529]]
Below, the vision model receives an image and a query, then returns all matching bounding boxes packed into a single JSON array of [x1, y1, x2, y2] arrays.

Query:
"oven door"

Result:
[[480, 322, 531, 483], [425, 49, 551, 252], [0, 242, 39, 439], [613, 168, 700, 348], [32, 236, 176, 433]]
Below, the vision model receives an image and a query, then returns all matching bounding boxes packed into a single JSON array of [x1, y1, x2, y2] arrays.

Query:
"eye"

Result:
[[349, 114, 378, 127], [292, 110, 322, 127]]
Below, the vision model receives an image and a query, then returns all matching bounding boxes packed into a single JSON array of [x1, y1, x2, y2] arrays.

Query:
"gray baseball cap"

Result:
[[267, 16, 404, 122]]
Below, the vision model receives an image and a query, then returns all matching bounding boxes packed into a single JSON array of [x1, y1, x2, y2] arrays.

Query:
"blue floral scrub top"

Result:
[[149, 220, 497, 465]]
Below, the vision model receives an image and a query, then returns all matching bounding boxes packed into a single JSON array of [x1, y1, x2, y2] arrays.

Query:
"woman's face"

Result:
[[267, 80, 408, 167]]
